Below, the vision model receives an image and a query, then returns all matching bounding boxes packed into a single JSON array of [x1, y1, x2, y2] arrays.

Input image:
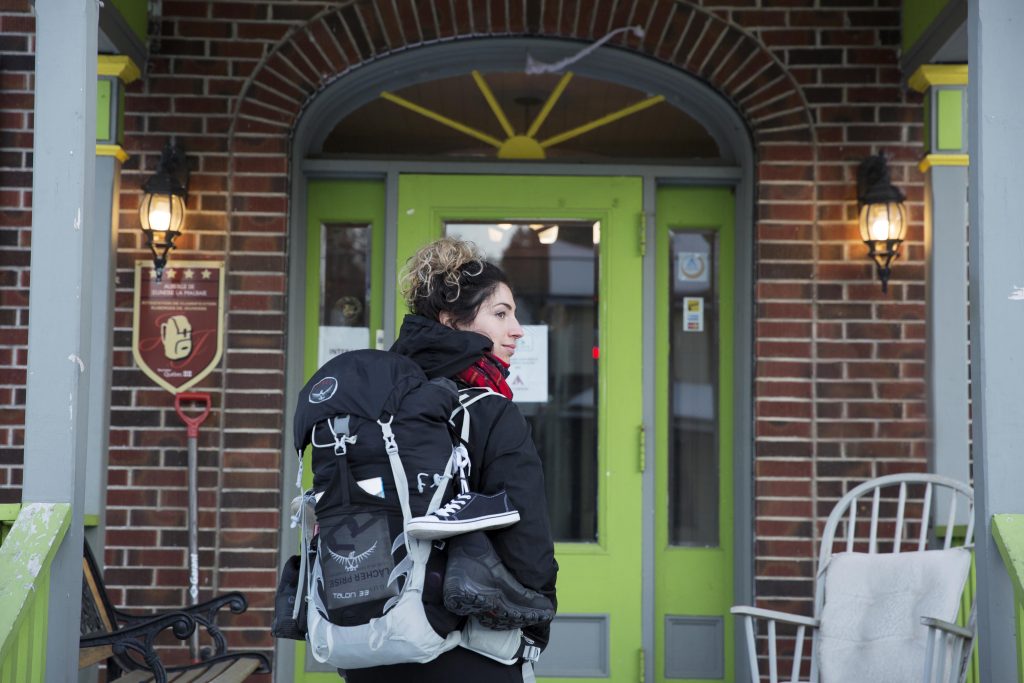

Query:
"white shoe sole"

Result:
[[406, 510, 521, 540]]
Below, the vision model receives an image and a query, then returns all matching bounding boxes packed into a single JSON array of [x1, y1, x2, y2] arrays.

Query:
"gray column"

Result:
[[924, 165, 970, 509], [83, 157, 119, 550], [967, 0, 1024, 679], [22, 2, 98, 681]]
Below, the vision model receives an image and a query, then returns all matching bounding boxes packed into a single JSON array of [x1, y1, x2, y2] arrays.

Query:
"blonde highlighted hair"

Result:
[[400, 236, 510, 326]]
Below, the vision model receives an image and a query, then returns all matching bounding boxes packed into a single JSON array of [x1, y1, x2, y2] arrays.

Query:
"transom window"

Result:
[[318, 71, 722, 163]]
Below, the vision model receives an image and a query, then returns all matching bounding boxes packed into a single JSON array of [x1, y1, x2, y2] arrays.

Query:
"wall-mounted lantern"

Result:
[[140, 139, 189, 281], [857, 154, 907, 293]]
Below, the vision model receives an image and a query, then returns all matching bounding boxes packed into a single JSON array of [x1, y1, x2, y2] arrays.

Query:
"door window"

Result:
[[668, 231, 720, 547], [446, 221, 599, 542], [318, 223, 372, 366]]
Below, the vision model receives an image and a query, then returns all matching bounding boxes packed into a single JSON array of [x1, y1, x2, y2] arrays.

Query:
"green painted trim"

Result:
[[996, 515, 1024, 683], [993, 515, 1024, 607], [97, 54, 141, 84], [0, 505, 20, 523], [903, 0, 954, 56], [96, 79, 112, 142], [83, 514, 100, 528], [0, 503, 71, 672], [936, 89, 964, 151], [108, 0, 147, 45], [908, 64, 969, 93]]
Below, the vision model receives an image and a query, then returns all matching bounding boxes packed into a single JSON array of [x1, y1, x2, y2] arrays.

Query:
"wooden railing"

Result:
[[992, 514, 1024, 682], [0, 502, 71, 682]]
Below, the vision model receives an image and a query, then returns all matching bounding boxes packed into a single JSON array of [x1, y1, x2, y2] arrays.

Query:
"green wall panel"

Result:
[[936, 88, 964, 151], [95, 79, 112, 142], [903, 0, 952, 54], [110, 0, 147, 42]]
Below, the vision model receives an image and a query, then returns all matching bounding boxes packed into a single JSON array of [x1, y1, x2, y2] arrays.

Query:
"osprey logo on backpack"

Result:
[[309, 377, 338, 403], [327, 540, 378, 572]]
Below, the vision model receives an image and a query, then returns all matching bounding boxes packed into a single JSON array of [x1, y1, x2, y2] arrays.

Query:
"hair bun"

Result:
[[400, 236, 484, 308]]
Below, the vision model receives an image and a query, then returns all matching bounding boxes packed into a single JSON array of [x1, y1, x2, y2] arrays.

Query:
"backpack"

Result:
[[288, 349, 474, 668]]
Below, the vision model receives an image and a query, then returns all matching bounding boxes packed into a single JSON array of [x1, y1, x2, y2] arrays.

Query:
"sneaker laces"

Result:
[[433, 493, 473, 519]]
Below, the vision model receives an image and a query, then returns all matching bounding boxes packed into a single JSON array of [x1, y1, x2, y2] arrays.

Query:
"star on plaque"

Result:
[[183, 269, 195, 280], [164, 268, 177, 281], [201, 269, 212, 279]]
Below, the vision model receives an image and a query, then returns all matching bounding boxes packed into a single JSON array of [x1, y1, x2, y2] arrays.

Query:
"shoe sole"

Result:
[[406, 510, 521, 540], [443, 574, 554, 629]]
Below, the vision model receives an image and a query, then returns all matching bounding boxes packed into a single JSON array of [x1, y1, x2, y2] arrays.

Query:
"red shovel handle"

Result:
[[174, 392, 211, 438]]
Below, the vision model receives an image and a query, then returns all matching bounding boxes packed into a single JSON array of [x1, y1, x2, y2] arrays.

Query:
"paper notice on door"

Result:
[[683, 297, 705, 332], [507, 325, 548, 403], [318, 326, 370, 366]]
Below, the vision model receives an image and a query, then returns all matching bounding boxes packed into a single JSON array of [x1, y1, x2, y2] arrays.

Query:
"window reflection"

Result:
[[447, 221, 598, 542], [318, 224, 371, 366]]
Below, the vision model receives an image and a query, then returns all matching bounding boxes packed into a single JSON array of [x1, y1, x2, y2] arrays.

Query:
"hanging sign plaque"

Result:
[[132, 260, 225, 394]]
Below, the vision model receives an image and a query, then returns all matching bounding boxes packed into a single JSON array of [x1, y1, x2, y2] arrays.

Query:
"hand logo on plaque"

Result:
[[161, 314, 193, 360]]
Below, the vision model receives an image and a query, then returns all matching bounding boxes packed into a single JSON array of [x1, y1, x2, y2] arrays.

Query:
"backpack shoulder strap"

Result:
[[451, 387, 506, 444]]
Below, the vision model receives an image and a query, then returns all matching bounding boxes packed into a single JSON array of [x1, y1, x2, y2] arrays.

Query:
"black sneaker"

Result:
[[407, 491, 520, 540], [443, 531, 554, 630]]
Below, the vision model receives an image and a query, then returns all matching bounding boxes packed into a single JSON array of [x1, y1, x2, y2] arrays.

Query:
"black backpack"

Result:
[[287, 349, 464, 639]]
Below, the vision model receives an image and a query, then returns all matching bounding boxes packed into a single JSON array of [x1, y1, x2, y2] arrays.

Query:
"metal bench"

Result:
[[79, 540, 271, 683]]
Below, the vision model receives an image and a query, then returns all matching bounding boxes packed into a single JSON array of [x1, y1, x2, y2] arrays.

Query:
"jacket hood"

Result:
[[390, 314, 492, 379]]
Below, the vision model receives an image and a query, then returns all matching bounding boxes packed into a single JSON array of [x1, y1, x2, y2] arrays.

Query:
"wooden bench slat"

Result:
[[165, 660, 231, 683], [192, 658, 261, 683], [79, 643, 113, 669], [110, 670, 159, 683]]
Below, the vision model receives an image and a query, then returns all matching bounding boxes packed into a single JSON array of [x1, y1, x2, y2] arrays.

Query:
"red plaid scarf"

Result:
[[455, 353, 513, 399]]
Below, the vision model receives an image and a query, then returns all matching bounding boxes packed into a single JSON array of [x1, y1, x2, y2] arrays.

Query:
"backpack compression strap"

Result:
[[448, 388, 505, 493]]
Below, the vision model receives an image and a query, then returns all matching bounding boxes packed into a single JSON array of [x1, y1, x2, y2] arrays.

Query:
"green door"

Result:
[[398, 174, 645, 682], [298, 175, 737, 682], [654, 186, 735, 682]]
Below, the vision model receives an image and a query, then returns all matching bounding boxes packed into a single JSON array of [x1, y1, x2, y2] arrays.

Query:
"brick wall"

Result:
[[0, 2, 34, 502], [0, 0, 926, 673]]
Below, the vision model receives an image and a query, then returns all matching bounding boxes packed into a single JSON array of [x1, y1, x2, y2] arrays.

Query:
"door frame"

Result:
[[279, 40, 755, 683]]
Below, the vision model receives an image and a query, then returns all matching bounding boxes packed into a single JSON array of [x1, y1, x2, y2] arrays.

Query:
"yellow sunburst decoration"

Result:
[[380, 71, 665, 160]]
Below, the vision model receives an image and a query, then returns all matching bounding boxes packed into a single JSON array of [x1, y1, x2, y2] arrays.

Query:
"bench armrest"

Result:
[[731, 605, 820, 629], [113, 592, 249, 657], [80, 612, 196, 683]]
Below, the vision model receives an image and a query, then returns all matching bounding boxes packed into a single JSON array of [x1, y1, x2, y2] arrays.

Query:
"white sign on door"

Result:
[[683, 297, 705, 333], [676, 251, 710, 283], [508, 325, 548, 403], [318, 326, 370, 367]]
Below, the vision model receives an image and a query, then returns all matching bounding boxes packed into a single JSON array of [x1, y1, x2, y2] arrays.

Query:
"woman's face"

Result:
[[445, 283, 524, 364]]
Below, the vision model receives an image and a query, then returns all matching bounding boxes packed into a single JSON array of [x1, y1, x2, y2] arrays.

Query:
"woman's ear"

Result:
[[439, 311, 456, 329]]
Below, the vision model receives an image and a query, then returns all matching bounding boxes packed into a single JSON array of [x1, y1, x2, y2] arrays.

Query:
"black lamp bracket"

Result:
[[857, 153, 905, 205], [143, 139, 190, 199]]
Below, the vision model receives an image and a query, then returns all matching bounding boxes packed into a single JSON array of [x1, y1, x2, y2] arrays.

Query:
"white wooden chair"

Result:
[[732, 473, 975, 683]]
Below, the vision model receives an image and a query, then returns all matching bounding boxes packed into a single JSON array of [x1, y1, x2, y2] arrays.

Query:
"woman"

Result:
[[344, 237, 558, 683]]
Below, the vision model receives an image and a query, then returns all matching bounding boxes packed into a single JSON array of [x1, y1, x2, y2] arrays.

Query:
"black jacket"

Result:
[[391, 315, 559, 648]]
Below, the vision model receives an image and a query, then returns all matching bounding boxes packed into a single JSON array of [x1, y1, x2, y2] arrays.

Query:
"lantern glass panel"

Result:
[[859, 201, 906, 243], [140, 193, 186, 235]]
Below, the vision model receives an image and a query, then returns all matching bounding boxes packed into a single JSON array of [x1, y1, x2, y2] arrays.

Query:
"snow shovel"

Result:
[[174, 391, 212, 660]]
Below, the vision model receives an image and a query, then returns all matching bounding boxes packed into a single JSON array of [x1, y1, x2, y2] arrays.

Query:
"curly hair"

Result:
[[400, 236, 511, 328]]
